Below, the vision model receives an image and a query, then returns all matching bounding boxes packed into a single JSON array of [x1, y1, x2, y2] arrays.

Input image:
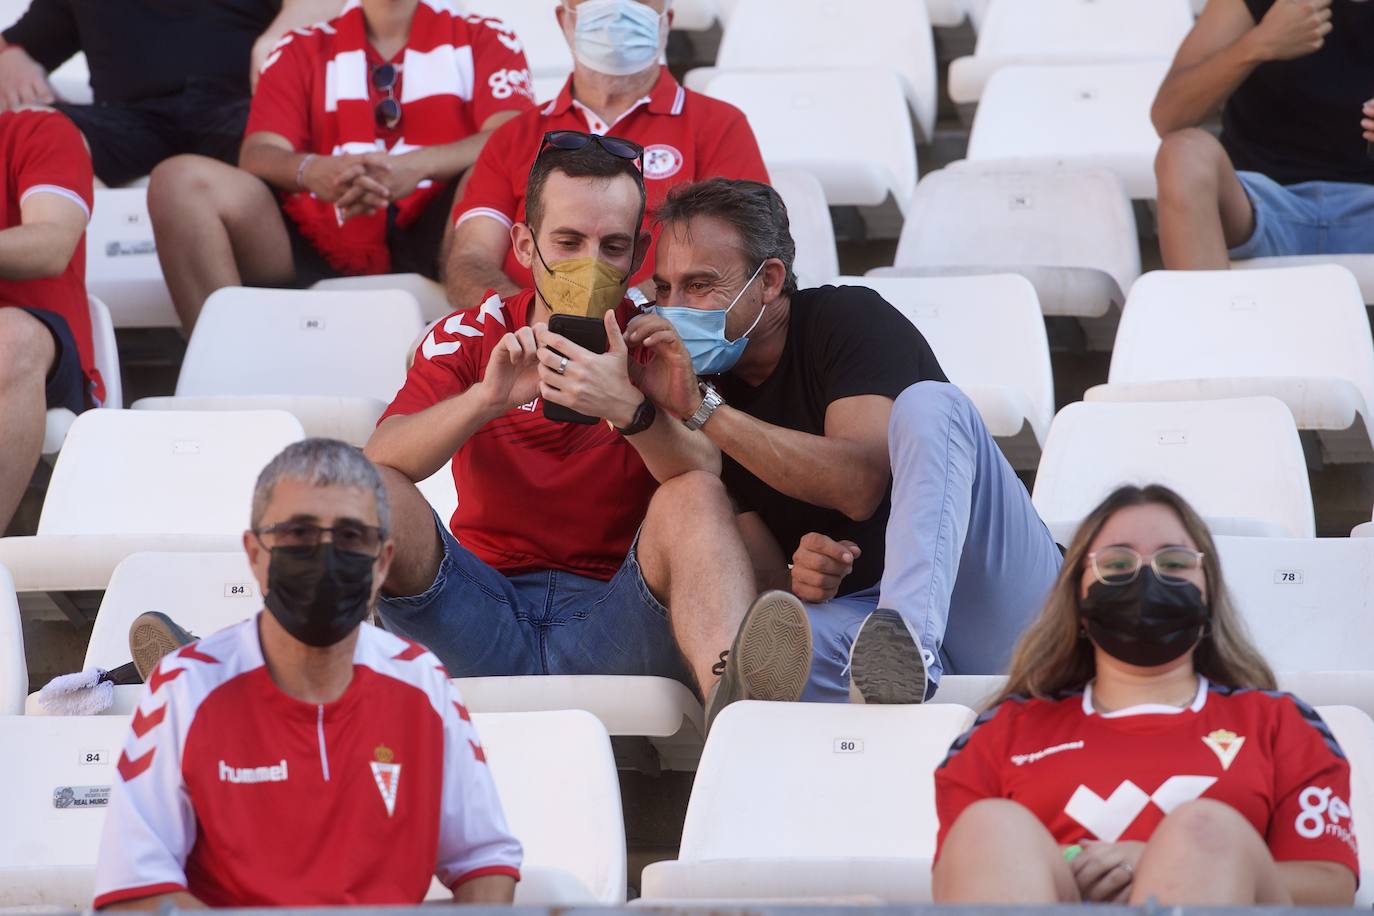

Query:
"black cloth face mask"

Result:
[[1079, 569, 1209, 668], [264, 543, 376, 647]]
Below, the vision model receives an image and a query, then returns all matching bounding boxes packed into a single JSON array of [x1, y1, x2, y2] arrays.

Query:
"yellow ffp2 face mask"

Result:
[[533, 250, 630, 319]]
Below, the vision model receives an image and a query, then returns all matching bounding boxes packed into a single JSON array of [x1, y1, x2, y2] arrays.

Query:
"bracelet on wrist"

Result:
[[295, 153, 317, 191]]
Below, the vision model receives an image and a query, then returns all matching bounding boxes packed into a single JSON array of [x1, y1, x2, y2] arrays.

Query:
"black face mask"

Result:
[[1079, 569, 1209, 668], [264, 543, 376, 647]]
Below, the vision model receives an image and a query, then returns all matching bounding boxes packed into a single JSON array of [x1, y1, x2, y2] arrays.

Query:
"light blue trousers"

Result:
[[801, 381, 1063, 701]]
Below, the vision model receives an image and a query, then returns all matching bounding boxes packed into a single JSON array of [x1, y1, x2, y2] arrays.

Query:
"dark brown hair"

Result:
[[655, 178, 799, 295]]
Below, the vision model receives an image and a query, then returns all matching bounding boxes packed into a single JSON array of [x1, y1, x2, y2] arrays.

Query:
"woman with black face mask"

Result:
[[931, 485, 1357, 907]]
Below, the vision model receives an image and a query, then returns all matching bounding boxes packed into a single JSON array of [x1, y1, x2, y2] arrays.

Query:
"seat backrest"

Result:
[[178, 287, 424, 402], [464, 0, 572, 79], [88, 296, 123, 409], [1214, 536, 1374, 672], [706, 69, 917, 209], [842, 274, 1054, 444], [84, 189, 174, 327], [678, 701, 975, 861], [1314, 706, 1374, 904], [974, 0, 1192, 58], [472, 710, 626, 904], [717, 0, 937, 138], [0, 564, 24, 716], [771, 169, 839, 289], [897, 164, 1140, 296], [38, 409, 305, 536], [84, 552, 260, 672], [1110, 266, 1374, 413], [0, 715, 131, 906], [1032, 397, 1314, 538]]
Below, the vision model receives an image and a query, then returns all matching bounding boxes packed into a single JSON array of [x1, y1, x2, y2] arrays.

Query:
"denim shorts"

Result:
[[1230, 171, 1374, 260], [376, 512, 692, 684]]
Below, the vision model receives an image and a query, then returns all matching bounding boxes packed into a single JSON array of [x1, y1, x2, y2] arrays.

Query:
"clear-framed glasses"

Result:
[[1087, 546, 1205, 586], [254, 522, 386, 558], [372, 63, 402, 130]]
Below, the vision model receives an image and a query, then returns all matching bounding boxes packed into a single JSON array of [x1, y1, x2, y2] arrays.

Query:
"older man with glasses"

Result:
[[100, 439, 522, 910]]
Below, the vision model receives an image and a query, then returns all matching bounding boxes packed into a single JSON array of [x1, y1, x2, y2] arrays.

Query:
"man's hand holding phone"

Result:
[[476, 326, 542, 417], [535, 311, 643, 428], [623, 313, 703, 420]]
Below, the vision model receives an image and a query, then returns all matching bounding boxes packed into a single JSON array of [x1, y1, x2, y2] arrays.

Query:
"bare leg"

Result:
[[1130, 799, 1291, 905], [635, 470, 756, 693], [147, 154, 296, 332], [933, 799, 1080, 903], [375, 465, 444, 598], [1155, 128, 1257, 270], [0, 309, 56, 531]]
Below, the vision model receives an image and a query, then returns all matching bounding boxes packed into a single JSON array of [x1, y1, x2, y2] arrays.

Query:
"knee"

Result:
[[1155, 129, 1226, 200], [1150, 799, 1256, 857], [948, 798, 1041, 837], [148, 155, 247, 219], [0, 309, 56, 384], [645, 470, 731, 522], [891, 380, 971, 440]]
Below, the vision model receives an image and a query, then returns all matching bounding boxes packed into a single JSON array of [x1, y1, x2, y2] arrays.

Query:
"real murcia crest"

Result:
[[370, 744, 401, 817], [1202, 729, 1246, 771]]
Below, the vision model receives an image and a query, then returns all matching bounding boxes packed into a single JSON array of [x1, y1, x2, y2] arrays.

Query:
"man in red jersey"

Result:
[[93, 439, 521, 909], [444, 0, 768, 311], [0, 106, 97, 535], [365, 132, 810, 708]]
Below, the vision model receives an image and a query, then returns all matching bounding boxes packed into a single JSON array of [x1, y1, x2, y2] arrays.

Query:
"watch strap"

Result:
[[683, 382, 723, 432], [614, 398, 658, 436]]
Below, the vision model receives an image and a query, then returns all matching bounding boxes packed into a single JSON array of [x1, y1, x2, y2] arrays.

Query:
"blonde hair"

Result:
[[991, 484, 1276, 707]]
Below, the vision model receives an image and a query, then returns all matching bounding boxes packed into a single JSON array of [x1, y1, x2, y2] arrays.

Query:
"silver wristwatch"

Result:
[[683, 381, 724, 432]]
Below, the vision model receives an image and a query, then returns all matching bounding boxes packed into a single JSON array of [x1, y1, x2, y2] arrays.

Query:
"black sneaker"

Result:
[[129, 612, 195, 682], [848, 608, 928, 705], [704, 590, 813, 732]]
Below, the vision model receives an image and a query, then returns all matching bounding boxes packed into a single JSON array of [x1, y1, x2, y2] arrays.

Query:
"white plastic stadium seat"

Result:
[[43, 295, 123, 455], [639, 701, 976, 903], [457, 675, 705, 772], [0, 409, 304, 598], [0, 564, 24, 716], [876, 163, 1139, 324], [967, 61, 1168, 200], [85, 188, 177, 328], [949, 0, 1192, 105], [1087, 266, 1374, 464], [1234, 254, 1374, 306], [1032, 397, 1314, 541], [670, 0, 720, 30], [0, 715, 130, 907], [83, 552, 259, 673], [464, 1, 571, 88], [705, 70, 916, 212], [840, 274, 1053, 469], [312, 272, 453, 321], [1314, 706, 1374, 906], [713, 0, 938, 142], [131, 287, 424, 446], [925, 0, 967, 28], [771, 169, 838, 290]]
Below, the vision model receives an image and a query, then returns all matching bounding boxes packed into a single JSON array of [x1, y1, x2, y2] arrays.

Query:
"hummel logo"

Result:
[[219, 759, 289, 784], [517, 398, 540, 412]]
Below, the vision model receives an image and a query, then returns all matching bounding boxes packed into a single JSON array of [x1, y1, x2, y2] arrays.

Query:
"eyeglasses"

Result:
[[254, 522, 386, 558], [1087, 546, 1205, 586], [372, 63, 402, 130]]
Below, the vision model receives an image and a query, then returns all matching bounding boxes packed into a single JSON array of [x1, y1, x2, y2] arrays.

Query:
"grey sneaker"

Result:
[[848, 608, 928, 705], [129, 612, 195, 682], [704, 590, 813, 732]]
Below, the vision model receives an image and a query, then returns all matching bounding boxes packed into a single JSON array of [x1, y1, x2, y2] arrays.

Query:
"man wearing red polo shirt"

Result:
[[444, 0, 768, 311]]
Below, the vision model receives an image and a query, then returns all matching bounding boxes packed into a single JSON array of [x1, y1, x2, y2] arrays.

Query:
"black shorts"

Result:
[[283, 180, 458, 288], [18, 307, 89, 415], [56, 77, 251, 187]]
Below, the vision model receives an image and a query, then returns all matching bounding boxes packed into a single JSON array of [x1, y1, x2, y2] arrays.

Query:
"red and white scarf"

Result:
[[282, 0, 472, 276]]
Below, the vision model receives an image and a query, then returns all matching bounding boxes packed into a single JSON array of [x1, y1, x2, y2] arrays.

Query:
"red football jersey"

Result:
[[93, 619, 522, 908], [451, 67, 769, 308], [0, 109, 97, 400], [380, 289, 658, 581], [935, 678, 1359, 879]]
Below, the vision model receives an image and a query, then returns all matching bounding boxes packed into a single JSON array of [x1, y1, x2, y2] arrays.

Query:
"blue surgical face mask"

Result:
[[653, 261, 766, 376], [569, 0, 665, 77]]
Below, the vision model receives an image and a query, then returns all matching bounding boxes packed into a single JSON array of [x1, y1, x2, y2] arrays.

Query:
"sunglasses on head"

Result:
[[372, 63, 402, 130], [532, 130, 645, 175]]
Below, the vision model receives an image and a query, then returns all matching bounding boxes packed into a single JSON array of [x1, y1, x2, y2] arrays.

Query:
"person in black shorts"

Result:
[[0, 0, 341, 187]]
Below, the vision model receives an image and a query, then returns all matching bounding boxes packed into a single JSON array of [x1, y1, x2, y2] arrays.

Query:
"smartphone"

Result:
[[543, 314, 609, 425]]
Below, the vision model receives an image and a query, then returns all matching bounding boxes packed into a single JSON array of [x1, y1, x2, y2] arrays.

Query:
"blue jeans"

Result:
[[802, 382, 1064, 702], [377, 514, 691, 683], [1230, 171, 1374, 260]]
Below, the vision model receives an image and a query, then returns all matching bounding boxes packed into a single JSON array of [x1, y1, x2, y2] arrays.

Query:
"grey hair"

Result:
[[251, 439, 390, 533], [654, 178, 799, 295]]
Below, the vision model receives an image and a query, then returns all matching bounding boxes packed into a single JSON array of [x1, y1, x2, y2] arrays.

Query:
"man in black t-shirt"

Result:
[[0, 0, 340, 186], [1152, 0, 1374, 268], [626, 179, 1063, 720]]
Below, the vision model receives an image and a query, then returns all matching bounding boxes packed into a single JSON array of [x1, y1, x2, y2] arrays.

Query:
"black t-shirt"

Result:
[[717, 285, 947, 597], [4, 0, 281, 104], [1222, 0, 1374, 185]]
